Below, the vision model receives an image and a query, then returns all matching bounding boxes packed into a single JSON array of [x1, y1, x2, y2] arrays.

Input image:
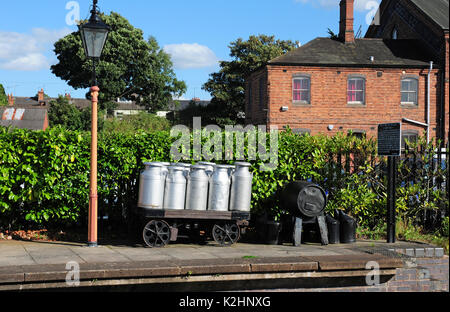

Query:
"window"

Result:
[[347, 77, 365, 104], [401, 78, 418, 105], [247, 83, 252, 113], [258, 78, 265, 109], [293, 76, 311, 104], [348, 130, 366, 139], [401, 131, 418, 150], [293, 128, 311, 135], [392, 27, 398, 40]]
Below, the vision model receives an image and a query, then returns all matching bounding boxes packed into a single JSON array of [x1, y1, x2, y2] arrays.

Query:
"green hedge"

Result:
[[0, 126, 447, 237]]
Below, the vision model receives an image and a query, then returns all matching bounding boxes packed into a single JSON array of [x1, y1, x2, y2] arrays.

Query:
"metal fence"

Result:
[[317, 141, 449, 232]]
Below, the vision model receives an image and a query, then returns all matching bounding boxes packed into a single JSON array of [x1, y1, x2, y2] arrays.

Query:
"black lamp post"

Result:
[[79, 0, 109, 247]]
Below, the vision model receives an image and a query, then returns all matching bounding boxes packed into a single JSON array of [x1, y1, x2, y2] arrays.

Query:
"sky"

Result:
[[0, 0, 380, 101]]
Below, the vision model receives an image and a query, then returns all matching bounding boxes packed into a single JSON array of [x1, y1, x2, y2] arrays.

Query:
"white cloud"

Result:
[[0, 28, 71, 71], [295, 0, 379, 12], [163, 43, 218, 69]]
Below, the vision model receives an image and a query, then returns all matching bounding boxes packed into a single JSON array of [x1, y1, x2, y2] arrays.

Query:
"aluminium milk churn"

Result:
[[138, 162, 165, 210], [185, 165, 209, 211], [163, 166, 187, 210], [153, 162, 169, 198], [230, 162, 253, 212], [171, 163, 192, 174], [197, 162, 216, 177], [208, 165, 232, 211]]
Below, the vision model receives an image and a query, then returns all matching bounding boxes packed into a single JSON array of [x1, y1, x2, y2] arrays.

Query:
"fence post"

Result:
[[387, 156, 397, 243]]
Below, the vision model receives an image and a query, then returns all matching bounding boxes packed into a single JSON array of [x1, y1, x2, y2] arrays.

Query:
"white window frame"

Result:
[[401, 77, 418, 105], [292, 75, 311, 104], [347, 76, 366, 105]]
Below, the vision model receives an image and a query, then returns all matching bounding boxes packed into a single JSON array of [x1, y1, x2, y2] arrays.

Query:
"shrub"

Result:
[[0, 127, 447, 238], [103, 113, 171, 133]]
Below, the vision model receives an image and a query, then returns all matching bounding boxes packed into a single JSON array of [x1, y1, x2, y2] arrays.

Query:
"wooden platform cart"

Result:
[[130, 208, 250, 248]]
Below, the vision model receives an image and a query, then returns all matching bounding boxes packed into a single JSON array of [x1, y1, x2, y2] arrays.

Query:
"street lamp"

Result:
[[79, 0, 110, 247]]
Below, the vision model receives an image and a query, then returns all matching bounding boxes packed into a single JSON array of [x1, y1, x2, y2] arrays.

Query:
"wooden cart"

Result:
[[131, 208, 250, 248]]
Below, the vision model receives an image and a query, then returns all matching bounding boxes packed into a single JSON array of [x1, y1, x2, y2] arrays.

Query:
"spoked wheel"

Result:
[[212, 222, 240, 246], [143, 220, 171, 248]]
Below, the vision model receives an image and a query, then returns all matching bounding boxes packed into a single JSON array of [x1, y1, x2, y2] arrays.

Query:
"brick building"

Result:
[[246, 0, 449, 145]]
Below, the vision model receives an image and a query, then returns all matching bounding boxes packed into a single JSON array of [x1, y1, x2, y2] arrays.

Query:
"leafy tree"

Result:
[[0, 84, 7, 106], [202, 35, 298, 124], [51, 12, 186, 112], [48, 96, 104, 131], [327, 28, 339, 40]]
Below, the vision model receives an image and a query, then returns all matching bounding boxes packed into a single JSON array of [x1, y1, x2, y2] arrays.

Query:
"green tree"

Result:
[[51, 12, 186, 112], [202, 35, 298, 124], [48, 96, 104, 131], [0, 84, 7, 106]]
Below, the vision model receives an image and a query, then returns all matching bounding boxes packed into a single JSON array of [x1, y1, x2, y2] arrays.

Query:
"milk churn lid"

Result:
[[143, 162, 163, 167], [234, 162, 251, 167], [197, 161, 216, 166]]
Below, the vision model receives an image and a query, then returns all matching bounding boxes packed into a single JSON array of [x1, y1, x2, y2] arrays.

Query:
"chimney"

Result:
[[38, 88, 45, 102], [8, 93, 14, 106], [339, 0, 355, 44]]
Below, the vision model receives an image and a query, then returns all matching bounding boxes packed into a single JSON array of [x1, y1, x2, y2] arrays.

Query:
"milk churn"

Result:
[[138, 162, 165, 210], [224, 165, 236, 176], [153, 162, 169, 193], [185, 165, 209, 211], [163, 166, 187, 210], [230, 162, 253, 212], [197, 162, 216, 177], [178, 163, 192, 174], [208, 165, 232, 211]]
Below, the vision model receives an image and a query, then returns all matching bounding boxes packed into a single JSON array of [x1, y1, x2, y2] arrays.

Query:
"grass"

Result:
[[242, 255, 258, 259]]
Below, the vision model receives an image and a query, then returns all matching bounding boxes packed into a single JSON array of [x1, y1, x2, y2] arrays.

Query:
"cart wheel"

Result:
[[212, 222, 240, 246], [143, 220, 171, 248]]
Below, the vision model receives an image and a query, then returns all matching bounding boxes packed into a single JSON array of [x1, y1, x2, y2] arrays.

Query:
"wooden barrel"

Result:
[[281, 181, 327, 218]]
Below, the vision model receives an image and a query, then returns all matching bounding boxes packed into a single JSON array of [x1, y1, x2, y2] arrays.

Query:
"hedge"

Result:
[[0, 126, 448, 235]]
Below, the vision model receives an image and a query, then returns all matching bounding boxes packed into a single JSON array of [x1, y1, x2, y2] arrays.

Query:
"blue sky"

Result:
[[0, 0, 379, 100]]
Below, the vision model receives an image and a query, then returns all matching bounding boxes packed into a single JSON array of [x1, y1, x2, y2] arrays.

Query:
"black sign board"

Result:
[[378, 123, 401, 156]]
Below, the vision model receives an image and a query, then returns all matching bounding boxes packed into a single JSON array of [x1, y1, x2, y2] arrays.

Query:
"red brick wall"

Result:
[[285, 256, 449, 292], [247, 65, 442, 141], [246, 69, 268, 126]]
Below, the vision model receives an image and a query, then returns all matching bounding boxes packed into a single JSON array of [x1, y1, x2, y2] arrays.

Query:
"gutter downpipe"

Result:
[[427, 61, 433, 144]]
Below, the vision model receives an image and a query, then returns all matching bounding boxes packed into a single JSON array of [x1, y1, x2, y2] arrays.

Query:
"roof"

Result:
[[268, 38, 436, 68], [410, 0, 449, 30], [0, 107, 47, 131], [8, 96, 210, 113], [168, 100, 210, 111]]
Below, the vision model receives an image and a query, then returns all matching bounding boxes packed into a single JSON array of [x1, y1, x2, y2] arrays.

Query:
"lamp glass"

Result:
[[80, 26, 108, 58]]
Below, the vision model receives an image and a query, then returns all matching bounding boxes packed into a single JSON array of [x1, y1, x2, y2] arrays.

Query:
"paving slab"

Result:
[[0, 239, 443, 290]]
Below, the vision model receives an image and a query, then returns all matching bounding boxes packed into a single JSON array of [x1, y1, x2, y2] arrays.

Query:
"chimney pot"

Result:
[[339, 0, 355, 44], [8, 93, 14, 106], [38, 88, 45, 101]]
